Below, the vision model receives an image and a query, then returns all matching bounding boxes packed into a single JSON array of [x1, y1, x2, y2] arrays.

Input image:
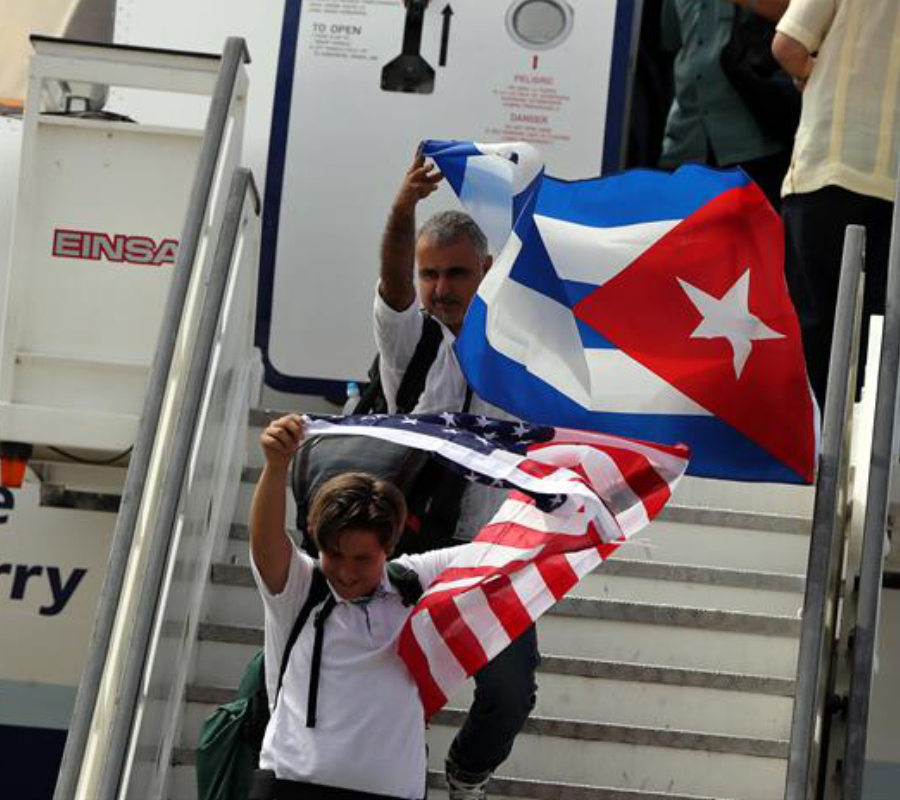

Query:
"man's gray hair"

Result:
[[417, 210, 489, 261]]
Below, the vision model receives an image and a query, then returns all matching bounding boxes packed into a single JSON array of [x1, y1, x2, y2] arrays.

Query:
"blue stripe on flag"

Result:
[[421, 140, 483, 198], [536, 166, 751, 228], [458, 297, 805, 484], [576, 318, 617, 349], [562, 279, 603, 307], [509, 226, 568, 309]]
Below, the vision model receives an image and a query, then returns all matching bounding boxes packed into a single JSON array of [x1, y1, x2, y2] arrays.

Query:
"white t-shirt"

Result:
[[252, 544, 463, 799], [778, 0, 900, 202], [373, 288, 510, 539]]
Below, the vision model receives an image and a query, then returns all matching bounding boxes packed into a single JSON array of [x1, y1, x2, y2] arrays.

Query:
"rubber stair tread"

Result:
[[171, 748, 758, 799], [175, 695, 787, 757], [200, 588, 802, 635], [186, 652, 794, 705], [427, 770, 750, 800], [433, 709, 789, 757], [216, 544, 805, 593], [169, 747, 750, 800]]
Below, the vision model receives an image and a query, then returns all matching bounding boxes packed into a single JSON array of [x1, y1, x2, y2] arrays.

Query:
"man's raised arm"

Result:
[[379, 151, 443, 312]]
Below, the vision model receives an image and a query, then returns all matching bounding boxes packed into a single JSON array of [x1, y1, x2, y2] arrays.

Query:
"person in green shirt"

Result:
[[659, 0, 790, 209]]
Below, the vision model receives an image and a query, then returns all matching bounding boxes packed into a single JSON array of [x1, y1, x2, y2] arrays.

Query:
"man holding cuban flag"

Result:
[[418, 139, 819, 485]]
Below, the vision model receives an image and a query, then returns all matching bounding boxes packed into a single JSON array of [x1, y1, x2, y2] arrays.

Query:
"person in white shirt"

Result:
[[373, 153, 539, 800], [249, 413, 462, 800], [773, 0, 900, 406]]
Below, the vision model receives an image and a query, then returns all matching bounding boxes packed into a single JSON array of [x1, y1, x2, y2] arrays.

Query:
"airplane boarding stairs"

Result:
[[168, 409, 815, 800], [44, 34, 898, 800]]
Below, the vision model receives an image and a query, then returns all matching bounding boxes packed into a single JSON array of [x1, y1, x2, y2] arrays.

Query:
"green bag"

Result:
[[195, 569, 330, 800], [195, 650, 269, 800]]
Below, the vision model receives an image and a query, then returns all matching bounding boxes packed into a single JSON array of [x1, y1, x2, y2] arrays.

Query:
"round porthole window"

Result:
[[506, 0, 574, 51]]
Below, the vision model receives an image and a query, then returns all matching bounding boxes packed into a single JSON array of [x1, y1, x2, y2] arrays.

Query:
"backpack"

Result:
[[195, 564, 423, 800], [294, 315, 471, 557]]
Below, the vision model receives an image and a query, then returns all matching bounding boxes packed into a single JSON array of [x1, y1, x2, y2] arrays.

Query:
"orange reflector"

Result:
[[1, 457, 27, 488]]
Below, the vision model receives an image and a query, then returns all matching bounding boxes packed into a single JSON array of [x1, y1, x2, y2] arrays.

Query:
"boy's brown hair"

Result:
[[308, 472, 407, 555]]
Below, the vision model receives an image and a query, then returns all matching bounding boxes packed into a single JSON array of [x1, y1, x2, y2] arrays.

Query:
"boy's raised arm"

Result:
[[250, 414, 305, 595]]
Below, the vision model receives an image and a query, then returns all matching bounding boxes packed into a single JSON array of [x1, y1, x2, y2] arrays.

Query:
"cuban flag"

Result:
[[421, 140, 818, 484], [305, 412, 689, 717]]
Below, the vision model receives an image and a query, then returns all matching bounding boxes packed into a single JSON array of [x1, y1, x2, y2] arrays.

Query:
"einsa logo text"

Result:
[[52, 228, 178, 266]]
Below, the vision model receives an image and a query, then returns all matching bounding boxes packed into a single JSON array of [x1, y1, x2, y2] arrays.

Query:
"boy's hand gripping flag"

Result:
[[305, 413, 689, 718], [421, 140, 819, 484]]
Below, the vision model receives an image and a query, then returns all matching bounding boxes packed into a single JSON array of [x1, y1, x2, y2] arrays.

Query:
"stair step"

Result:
[[209, 562, 804, 628], [213, 552, 804, 594], [186, 648, 795, 706], [231, 486, 811, 575], [175, 726, 787, 800], [426, 724, 786, 800], [168, 757, 744, 800], [184, 658, 794, 743], [173, 703, 786, 759], [436, 709, 787, 757], [427, 771, 744, 800], [539, 656, 794, 695], [656, 505, 808, 535], [552, 597, 800, 636], [199, 586, 800, 647], [597, 560, 803, 592]]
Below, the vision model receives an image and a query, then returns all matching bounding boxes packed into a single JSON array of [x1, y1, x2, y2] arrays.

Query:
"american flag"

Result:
[[305, 413, 689, 717]]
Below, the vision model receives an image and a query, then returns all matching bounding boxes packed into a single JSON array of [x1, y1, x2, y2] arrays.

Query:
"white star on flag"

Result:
[[678, 270, 784, 379]]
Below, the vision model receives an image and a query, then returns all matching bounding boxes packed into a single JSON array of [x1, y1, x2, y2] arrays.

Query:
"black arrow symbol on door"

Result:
[[439, 4, 454, 67]]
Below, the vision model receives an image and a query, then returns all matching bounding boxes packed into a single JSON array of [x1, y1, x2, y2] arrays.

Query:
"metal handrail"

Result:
[[97, 167, 259, 799], [52, 36, 249, 800], [785, 225, 866, 800], [841, 180, 900, 797]]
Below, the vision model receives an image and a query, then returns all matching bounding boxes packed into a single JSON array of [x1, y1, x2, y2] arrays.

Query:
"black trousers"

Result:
[[448, 624, 539, 775], [782, 185, 894, 409], [249, 770, 423, 800]]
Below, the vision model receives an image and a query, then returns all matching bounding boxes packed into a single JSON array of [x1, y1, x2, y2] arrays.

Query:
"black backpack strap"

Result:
[[305, 592, 338, 728], [395, 315, 444, 414], [353, 353, 388, 415], [275, 567, 330, 705], [303, 564, 421, 726]]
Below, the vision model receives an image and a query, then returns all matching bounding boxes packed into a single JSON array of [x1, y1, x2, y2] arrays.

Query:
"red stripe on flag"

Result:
[[397, 622, 447, 720], [482, 572, 534, 640], [516, 460, 560, 480], [600, 446, 671, 519], [426, 590, 489, 674], [477, 519, 600, 551], [535, 550, 581, 600]]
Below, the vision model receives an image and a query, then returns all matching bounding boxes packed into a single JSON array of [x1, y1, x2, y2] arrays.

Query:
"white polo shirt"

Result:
[[373, 288, 511, 540], [252, 544, 463, 799], [778, 0, 900, 202]]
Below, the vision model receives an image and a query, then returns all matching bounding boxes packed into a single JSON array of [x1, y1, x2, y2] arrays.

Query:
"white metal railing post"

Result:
[[785, 225, 866, 800], [52, 37, 249, 800], [841, 156, 900, 799]]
